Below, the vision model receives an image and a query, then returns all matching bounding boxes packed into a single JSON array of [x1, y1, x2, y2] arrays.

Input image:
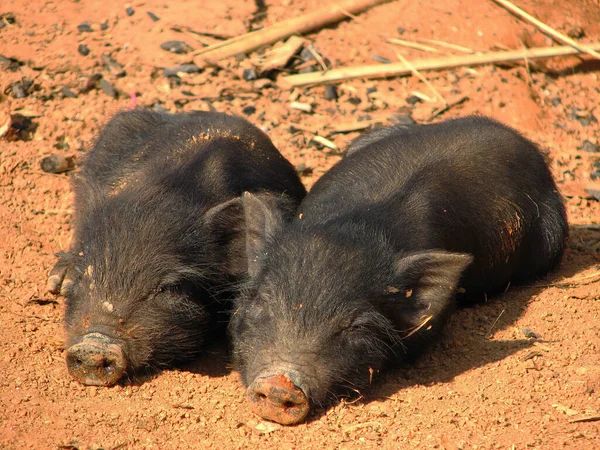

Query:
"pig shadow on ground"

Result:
[[122, 336, 232, 386], [305, 225, 599, 421]]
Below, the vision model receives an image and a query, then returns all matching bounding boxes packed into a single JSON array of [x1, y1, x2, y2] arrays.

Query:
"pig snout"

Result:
[[66, 333, 127, 386], [246, 370, 310, 425]]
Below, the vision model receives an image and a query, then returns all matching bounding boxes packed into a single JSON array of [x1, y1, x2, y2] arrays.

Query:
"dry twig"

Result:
[[388, 38, 442, 53], [415, 38, 475, 54], [279, 43, 600, 87], [192, 0, 389, 66], [490, 0, 600, 60]]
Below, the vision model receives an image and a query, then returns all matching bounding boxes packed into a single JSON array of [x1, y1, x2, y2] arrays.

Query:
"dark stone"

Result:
[[300, 47, 315, 62], [397, 27, 406, 35], [78, 44, 90, 56], [10, 82, 26, 99], [587, 189, 600, 202], [126, 6, 135, 16], [581, 140, 599, 153], [147, 12, 160, 21], [21, 78, 33, 92], [81, 73, 103, 93], [390, 113, 416, 125], [550, 97, 561, 107], [160, 41, 192, 54], [323, 84, 338, 101], [366, 87, 377, 95], [0, 54, 20, 71], [77, 21, 92, 33], [100, 20, 109, 31], [295, 163, 313, 176], [99, 79, 117, 98], [348, 97, 362, 105], [163, 64, 202, 77], [60, 87, 78, 98], [242, 68, 257, 81], [242, 105, 256, 116], [406, 95, 422, 105]]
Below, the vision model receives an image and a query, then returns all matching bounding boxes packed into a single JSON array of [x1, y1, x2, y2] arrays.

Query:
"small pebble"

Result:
[[587, 189, 600, 201], [371, 54, 391, 64], [242, 105, 256, 116], [242, 68, 257, 81], [40, 155, 75, 174], [125, 5, 135, 16], [390, 113, 416, 125], [323, 84, 338, 101], [10, 82, 26, 99], [0, 54, 18, 71], [522, 328, 541, 339], [397, 27, 406, 35], [163, 64, 202, 77], [60, 87, 77, 98], [299, 47, 316, 62], [99, 79, 117, 98], [406, 95, 422, 105], [77, 44, 90, 56], [77, 21, 92, 33], [366, 86, 377, 95], [348, 97, 362, 105], [100, 20, 109, 31], [298, 65, 316, 74], [101, 53, 126, 77], [295, 163, 313, 176], [147, 12, 160, 21], [160, 41, 192, 54], [81, 73, 102, 93], [566, 25, 585, 39], [290, 101, 312, 113], [550, 97, 561, 107], [581, 140, 599, 153]]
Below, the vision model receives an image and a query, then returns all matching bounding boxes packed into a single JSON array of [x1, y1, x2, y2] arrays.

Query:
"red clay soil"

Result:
[[1, 0, 599, 448]]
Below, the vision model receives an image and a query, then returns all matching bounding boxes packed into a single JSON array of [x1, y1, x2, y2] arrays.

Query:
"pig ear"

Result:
[[203, 197, 247, 276], [383, 251, 473, 338], [241, 191, 285, 278]]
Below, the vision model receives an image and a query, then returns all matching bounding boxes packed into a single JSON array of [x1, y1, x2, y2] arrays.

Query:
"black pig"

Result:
[[47, 110, 306, 386], [230, 116, 568, 424]]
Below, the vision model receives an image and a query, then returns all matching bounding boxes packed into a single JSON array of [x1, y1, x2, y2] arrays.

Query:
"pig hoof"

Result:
[[246, 372, 310, 425], [66, 333, 126, 386]]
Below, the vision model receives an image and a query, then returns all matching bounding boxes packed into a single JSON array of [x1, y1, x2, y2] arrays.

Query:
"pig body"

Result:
[[231, 116, 568, 424], [48, 110, 306, 386]]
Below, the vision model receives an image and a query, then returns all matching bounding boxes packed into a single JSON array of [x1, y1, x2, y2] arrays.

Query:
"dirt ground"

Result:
[[1, 0, 599, 448]]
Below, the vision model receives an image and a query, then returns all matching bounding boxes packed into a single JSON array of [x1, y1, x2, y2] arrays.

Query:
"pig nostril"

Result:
[[283, 401, 296, 409], [257, 393, 267, 400], [102, 362, 115, 375]]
